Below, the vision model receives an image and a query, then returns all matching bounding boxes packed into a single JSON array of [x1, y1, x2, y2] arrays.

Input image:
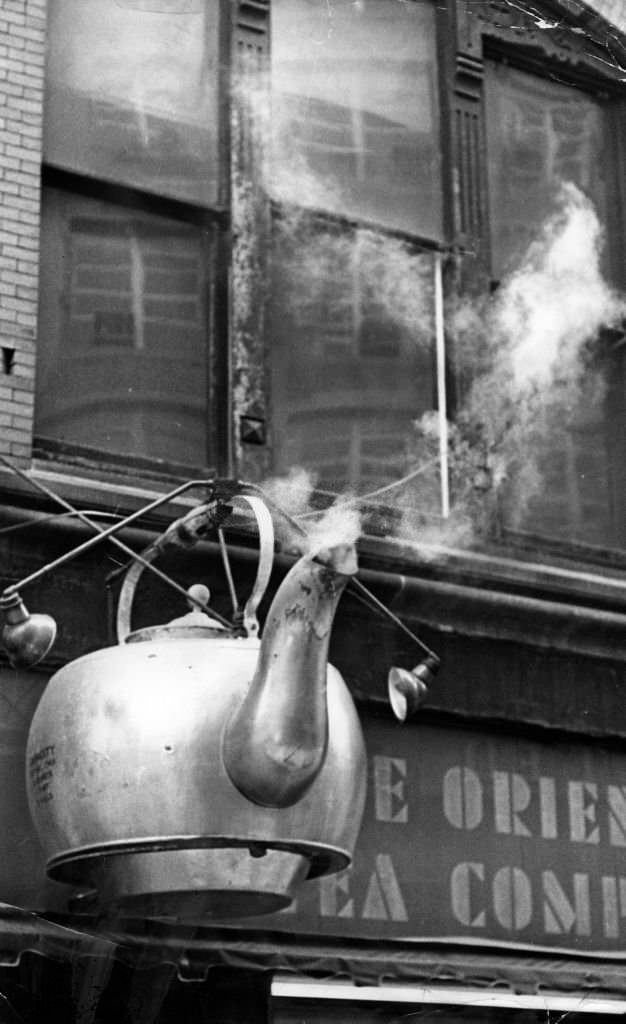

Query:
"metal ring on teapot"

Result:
[[115, 491, 275, 642], [224, 494, 274, 637]]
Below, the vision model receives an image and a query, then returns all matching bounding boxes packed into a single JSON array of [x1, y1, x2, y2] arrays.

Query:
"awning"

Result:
[[5, 912, 626, 1024], [5, 909, 626, 996]]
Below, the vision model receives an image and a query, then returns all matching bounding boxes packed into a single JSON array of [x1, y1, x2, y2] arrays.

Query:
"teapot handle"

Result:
[[116, 492, 275, 643], [228, 494, 274, 637]]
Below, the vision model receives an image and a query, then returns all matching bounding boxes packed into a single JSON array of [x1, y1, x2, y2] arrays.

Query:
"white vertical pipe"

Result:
[[434, 251, 450, 518]]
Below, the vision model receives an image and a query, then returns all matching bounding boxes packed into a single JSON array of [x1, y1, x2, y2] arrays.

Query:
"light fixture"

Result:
[[388, 653, 440, 721], [0, 592, 57, 669]]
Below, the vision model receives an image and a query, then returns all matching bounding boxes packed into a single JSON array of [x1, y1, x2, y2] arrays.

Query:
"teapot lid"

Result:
[[125, 621, 231, 643], [124, 584, 234, 644]]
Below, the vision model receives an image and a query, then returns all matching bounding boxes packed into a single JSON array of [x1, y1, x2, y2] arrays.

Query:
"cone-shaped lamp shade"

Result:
[[0, 593, 57, 668], [388, 654, 439, 721]]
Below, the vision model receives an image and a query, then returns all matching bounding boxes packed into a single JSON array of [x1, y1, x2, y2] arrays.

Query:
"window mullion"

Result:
[[230, 0, 272, 482]]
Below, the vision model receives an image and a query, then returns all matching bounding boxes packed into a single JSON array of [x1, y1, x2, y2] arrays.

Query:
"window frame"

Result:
[[266, 0, 451, 512], [34, 0, 233, 481], [475, 40, 626, 561]]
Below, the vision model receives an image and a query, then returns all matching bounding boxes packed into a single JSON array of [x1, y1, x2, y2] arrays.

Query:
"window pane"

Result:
[[500, 369, 622, 550], [44, 0, 219, 206], [485, 64, 608, 280], [271, 0, 443, 238], [271, 219, 439, 510], [36, 188, 213, 468], [483, 66, 624, 555]]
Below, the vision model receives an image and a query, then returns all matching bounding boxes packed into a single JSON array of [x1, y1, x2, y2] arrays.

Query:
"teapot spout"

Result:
[[223, 543, 357, 808]]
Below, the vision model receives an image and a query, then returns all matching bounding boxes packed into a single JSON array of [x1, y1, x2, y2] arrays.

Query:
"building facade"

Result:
[[0, 0, 626, 1021]]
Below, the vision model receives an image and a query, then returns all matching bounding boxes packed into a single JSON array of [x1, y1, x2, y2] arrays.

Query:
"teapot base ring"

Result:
[[46, 837, 352, 920]]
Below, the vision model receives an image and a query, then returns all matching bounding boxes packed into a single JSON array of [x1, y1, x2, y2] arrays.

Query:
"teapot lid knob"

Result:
[[168, 584, 226, 631], [186, 583, 211, 610]]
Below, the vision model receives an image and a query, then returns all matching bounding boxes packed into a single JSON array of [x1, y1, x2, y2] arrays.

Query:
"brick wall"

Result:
[[0, 0, 45, 464]]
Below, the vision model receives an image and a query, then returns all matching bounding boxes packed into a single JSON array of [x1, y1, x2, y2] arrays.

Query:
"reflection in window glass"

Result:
[[271, 219, 438, 506], [528, 405, 611, 544], [44, 0, 219, 206], [484, 67, 623, 553], [36, 189, 213, 467], [271, 0, 442, 238], [485, 64, 608, 280]]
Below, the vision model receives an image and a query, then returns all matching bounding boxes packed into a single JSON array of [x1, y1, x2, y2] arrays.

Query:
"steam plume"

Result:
[[495, 182, 622, 391], [261, 468, 362, 556], [304, 500, 361, 557], [426, 182, 625, 540]]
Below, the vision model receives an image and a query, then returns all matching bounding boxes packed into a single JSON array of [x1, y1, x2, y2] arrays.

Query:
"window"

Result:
[[44, 0, 219, 205], [36, 189, 213, 466], [36, 0, 222, 469], [270, 0, 443, 237], [485, 63, 610, 282], [271, 220, 438, 497], [484, 63, 625, 553], [270, 0, 444, 507]]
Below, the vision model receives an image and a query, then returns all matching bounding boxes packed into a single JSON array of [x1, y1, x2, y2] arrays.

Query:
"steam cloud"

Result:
[[304, 500, 362, 556], [500, 183, 621, 391], [261, 467, 362, 555], [410, 182, 625, 544]]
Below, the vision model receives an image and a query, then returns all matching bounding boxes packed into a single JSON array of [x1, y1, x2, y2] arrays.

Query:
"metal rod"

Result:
[[0, 458, 440, 660], [349, 576, 439, 661], [0, 458, 232, 625], [0, 458, 211, 606], [0, 458, 215, 598], [0, 510, 124, 535], [434, 251, 450, 519], [218, 528, 239, 614]]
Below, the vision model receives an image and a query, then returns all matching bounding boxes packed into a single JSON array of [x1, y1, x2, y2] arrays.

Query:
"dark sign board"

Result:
[[261, 712, 626, 953]]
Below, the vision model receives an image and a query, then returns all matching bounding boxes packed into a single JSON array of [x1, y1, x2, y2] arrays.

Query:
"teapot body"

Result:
[[26, 634, 366, 918]]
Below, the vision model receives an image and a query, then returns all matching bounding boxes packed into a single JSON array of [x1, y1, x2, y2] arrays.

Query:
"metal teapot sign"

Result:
[[0, 464, 437, 921], [25, 492, 368, 920]]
